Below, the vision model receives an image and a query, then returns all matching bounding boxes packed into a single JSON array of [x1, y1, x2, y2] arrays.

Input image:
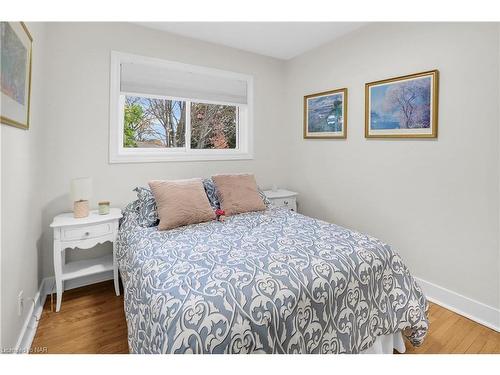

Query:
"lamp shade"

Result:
[[71, 177, 92, 201]]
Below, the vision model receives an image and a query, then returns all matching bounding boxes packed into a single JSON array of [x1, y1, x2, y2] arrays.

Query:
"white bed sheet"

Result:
[[360, 332, 406, 354]]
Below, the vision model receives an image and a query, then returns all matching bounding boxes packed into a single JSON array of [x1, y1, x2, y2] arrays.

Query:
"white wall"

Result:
[[39, 23, 286, 278], [284, 23, 500, 309], [1, 22, 47, 349]]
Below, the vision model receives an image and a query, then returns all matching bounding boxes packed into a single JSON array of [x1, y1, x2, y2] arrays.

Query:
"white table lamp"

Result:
[[71, 177, 92, 218]]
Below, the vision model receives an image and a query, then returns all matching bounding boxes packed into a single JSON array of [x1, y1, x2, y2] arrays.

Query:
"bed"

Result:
[[116, 201, 428, 354]]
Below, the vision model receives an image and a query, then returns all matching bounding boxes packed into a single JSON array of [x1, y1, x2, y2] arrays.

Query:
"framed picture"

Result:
[[304, 88, 347, 139], [1, 22, 33, 130], [365, 70, 439, 138]]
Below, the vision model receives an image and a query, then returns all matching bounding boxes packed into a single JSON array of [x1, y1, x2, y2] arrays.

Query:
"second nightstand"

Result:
[[263, 189, 298, 212]]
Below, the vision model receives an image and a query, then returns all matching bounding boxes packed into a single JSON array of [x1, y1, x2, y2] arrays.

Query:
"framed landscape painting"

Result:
[[304, 88, 347, 139], [365, 70, 439, 138], [0, 22, 33, 130]]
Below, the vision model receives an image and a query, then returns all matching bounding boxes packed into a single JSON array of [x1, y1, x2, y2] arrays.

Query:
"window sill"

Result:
[[109, 151, 254, 164]]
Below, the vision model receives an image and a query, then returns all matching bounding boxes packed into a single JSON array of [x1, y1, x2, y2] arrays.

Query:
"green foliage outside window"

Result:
[[123, 102, 143, 147]]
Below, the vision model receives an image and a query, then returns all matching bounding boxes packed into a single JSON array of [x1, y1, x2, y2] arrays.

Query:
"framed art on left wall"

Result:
[[0, 22, 33, 130]]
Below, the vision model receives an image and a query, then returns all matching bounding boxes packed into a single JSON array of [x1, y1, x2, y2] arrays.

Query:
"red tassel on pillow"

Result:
[[215, 209, 225, 222]]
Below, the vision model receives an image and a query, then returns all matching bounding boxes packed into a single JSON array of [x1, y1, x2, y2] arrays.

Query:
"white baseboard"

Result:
[[14, 271, 114, 353], [415, 277, 500, 332], [14, 278, 52, 354]]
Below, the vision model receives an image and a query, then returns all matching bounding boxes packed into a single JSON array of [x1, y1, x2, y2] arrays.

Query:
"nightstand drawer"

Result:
[[61, 222, 113, 241], [271, 197, 297, 211]]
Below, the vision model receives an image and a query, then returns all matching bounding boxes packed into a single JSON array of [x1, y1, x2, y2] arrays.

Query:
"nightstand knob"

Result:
[[84, 232, 90, 236], [284, 200, 288, 205]]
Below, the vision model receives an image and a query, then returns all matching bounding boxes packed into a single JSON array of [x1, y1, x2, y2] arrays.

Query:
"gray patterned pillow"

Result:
[[203, 178, 220, 209], [134, 187, 159, 227], [258, 188, 272, 208]]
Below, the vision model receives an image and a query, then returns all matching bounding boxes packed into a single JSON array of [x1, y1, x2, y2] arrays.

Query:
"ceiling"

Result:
[[135, 22, 366, 60]]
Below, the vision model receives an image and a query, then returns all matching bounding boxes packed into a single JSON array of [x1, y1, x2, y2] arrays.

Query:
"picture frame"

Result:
[[1, 22, 33, 130], [304, 88, 347, 139], [365, 70, 439, 138]]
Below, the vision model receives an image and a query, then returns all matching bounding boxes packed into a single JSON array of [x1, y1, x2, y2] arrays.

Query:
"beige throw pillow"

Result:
[[148, 178, 216, 231], [212, 174, 266, 216]]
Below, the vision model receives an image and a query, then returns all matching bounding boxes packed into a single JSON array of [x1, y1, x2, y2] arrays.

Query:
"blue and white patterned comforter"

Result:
[[116, 202, 428, 354]]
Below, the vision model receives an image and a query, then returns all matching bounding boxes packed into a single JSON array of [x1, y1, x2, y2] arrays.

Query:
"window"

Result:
[[123, 96, 186, 148], [109, 51, 253, 163], [122, 95, 238, 150], [190, 102, 237, 150]]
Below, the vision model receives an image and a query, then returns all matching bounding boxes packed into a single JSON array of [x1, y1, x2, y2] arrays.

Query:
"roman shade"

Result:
[[120, 62, 248, 105]]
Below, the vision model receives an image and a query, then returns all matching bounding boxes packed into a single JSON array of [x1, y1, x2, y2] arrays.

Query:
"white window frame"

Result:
[[109, 51, 254, 163]]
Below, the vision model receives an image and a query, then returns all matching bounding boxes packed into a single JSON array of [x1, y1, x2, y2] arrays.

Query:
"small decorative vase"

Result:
[[98, 201, 110, 215], [73, 200, 89, 218]]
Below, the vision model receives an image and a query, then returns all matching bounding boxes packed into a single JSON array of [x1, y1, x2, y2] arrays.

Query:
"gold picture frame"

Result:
[[365, 70, 439, 138], [0, 22, 33, 130], [304, 88, 347, 139]]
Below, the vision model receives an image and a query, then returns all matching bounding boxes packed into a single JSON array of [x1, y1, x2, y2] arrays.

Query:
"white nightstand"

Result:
[[50, 208, 122, 312], [263, 189, 298, 212]]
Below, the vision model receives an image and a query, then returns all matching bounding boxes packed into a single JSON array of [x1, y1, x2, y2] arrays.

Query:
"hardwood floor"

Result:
[[31, 281, 128, 354], [31, 280, 500, 354], [404, 302, 500, 354]]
